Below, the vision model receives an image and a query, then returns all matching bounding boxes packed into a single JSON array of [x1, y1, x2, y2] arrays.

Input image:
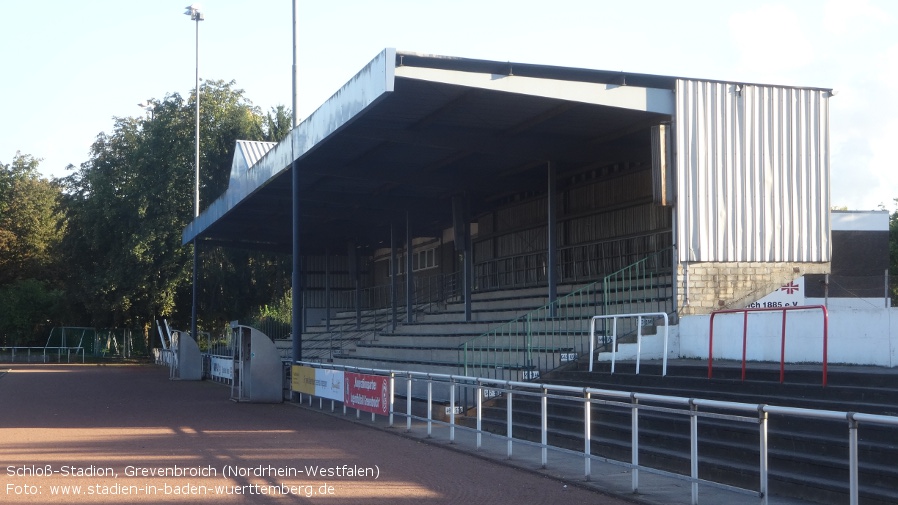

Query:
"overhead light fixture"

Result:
[[184, 3, 204, 21]]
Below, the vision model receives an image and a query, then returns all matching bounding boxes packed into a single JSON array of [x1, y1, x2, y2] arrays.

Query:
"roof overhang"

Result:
[[183, 48, 677, 252]]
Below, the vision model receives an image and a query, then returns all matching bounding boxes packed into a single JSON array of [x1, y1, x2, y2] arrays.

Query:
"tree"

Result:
[[0, 153, 66, 344], [0, 153, 64, 285], [59, 80, 293, 331]]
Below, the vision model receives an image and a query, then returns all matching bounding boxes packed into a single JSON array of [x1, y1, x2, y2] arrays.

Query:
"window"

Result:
[[389, 248, 438, 275]]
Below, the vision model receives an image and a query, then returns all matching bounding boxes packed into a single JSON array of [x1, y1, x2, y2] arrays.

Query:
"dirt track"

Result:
[[0, 364, 626, 504]]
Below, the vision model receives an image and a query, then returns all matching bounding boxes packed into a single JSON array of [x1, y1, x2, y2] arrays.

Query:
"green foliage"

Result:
[[0, 154, 66, 342], [0, 279, 62, 346], [256, 290, 292, 324], [0, 153, 65, 285], [58, 80, 293, 331]]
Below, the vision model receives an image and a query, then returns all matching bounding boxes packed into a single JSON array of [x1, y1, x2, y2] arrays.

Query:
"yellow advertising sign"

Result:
[[291, 365, 316, 395]]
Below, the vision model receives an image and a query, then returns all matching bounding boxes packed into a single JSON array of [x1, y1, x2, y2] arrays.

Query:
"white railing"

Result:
[[0, 346, 85, 363], [588, 312, 669, 375], [294, 361, 898, 505]]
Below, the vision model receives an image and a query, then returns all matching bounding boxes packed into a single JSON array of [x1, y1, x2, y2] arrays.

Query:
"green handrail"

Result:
[[460, 247, 674, 381]]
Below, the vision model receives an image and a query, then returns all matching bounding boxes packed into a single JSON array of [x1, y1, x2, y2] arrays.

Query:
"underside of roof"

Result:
[[181, 49, 826, 255]]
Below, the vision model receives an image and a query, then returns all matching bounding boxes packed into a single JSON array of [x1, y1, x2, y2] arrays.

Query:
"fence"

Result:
[[460, 247, 674, 381], [588, 312, 670, 375], [0, 346, 86, 363], [708, 305, 829, 386], [294, 361, 898, 505]]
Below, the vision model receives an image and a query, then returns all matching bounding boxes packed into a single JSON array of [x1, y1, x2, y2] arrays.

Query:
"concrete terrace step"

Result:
[[479, 360, 898, 505]]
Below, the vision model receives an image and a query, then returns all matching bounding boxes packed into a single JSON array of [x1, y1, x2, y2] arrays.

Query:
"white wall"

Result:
[[677, 307, 897, 367]]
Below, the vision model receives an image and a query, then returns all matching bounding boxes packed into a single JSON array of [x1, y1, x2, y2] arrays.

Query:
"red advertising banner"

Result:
[[344, 372, 390, 416]]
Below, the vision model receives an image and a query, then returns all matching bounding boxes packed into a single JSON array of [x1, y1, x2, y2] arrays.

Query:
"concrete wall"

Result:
[[676, 306, 898, 368], [677, 261, 830, 316]]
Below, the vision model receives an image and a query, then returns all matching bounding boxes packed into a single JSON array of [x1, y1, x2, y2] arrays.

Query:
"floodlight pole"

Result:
[[291, 0, 303, 364], [185, 4, 204, 343]]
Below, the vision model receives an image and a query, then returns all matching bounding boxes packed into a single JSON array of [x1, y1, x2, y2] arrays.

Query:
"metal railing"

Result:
[[461, 248, 675, 381], [460, 280, 601, 382], [708, 305, 829, 386], [588, 312, 669, 375], [295, 361, 898, 505], [473, 232, 672, 291], [301, 272, 463, 362], [602, 246, 674, 322], [0, 346, 86, 363]]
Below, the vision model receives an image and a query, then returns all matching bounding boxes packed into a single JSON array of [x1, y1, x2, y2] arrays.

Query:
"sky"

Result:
[[1, 0, 895, 210]]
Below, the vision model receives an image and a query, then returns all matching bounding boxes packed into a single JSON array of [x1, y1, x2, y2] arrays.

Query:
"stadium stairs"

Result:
[[328, 286, 574, 386]]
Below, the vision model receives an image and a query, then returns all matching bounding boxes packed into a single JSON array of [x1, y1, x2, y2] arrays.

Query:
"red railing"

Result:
[[708, 305, 829, 386]]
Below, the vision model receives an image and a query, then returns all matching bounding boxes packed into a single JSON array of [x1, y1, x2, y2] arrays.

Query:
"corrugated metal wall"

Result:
[[675, 79, 831, 262]]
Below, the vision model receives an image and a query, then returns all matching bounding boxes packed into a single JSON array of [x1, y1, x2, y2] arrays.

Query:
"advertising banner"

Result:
[[210, 356, 233, 380], [315, 369, 345, 401], [291, 365, 316, 395], [344, 372, 390, 416], [291, 366, 344, 401]]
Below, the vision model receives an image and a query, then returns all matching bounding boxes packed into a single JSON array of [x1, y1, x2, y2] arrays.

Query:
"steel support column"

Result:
[[291, 158, 302, 364], [547, 161, 557, 316], [325, 250, 331, 332], [464, 222, 473, 322], [349, 243, 361, 331], [391, 223, 398, 331], [406, 213, 414, 324]]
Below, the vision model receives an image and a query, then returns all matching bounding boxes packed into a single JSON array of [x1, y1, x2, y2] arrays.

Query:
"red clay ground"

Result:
[[0, 364, 629, 504]]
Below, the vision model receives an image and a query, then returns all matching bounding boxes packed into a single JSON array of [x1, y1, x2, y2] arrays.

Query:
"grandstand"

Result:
[[180, 49, 896, 504]]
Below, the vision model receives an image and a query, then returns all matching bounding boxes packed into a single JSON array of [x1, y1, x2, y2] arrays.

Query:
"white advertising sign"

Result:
[[210, 356, 234, 380]]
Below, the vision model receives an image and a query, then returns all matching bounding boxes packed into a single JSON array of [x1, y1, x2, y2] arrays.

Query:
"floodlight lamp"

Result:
[[184, 4, 204, 21]]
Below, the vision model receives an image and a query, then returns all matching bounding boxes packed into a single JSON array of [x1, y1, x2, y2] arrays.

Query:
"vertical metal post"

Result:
[[450, 379, 456, 443], [476, 381, 483, 449], [506, 386, 513, 458], [632, 394, 639, 493], [325, 251, 331, 332], [885, 269, 889, 308], [464, 223, 473, 322], [350, 243, 361, 330], [406, 373, 412, 432], [611, 317, 618, 374], [426, 378, 433, 437], [406, 212, 414, 324], [780, 309, 787, 383], [636, 315, 642, 374], [541, 386, 548, 468], [291, 0, 299, 128], [848, 414, 859, 505], [389, 373, 395, 427], [759, 406, 769, 505], [741, 310, 749, 381], [189, 10, 202, 349], [291, 158, 302, 366], [690, 400, 699, 505], [584, 390, 592, 480], [588, 317, 596, 372], [547, 162, 557, 315], [390, 223, 397, 331]]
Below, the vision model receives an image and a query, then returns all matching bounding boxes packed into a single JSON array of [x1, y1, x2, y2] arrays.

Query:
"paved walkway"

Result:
[[0, 364, 816, 505], [0, 364, 625, 504]]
